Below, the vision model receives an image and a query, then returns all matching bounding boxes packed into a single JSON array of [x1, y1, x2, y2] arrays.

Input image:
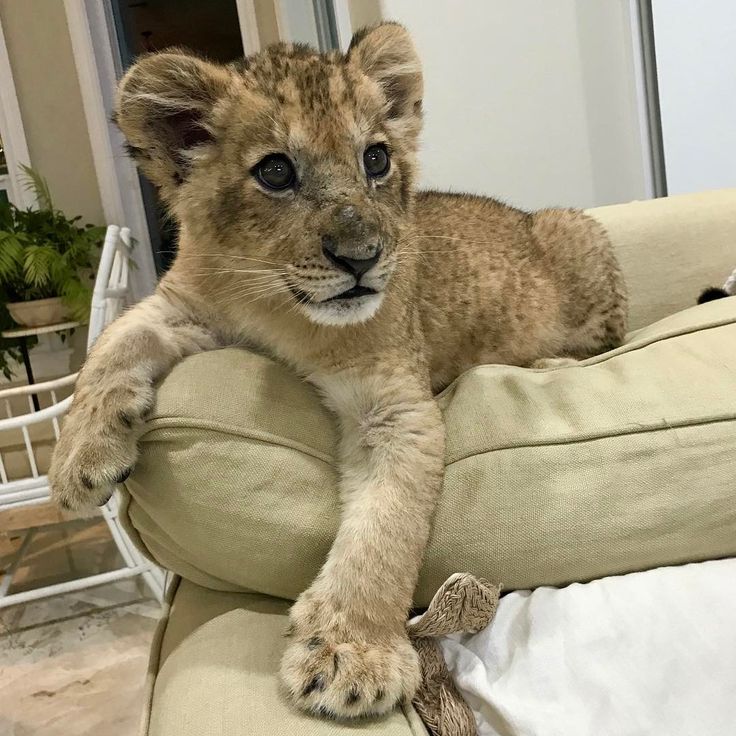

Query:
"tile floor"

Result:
[[0, 514, 162, 736]]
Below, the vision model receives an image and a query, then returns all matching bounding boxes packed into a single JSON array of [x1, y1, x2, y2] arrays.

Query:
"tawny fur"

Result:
[[49, 23, 627, 719]]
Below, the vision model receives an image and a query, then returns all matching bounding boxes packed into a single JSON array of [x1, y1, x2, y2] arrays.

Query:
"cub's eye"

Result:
[[253, 154, 296, 191], [363, 144, 390, 178]]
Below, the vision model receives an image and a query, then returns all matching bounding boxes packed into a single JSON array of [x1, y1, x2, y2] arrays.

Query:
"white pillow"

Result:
[[440, 558, 736, 736]]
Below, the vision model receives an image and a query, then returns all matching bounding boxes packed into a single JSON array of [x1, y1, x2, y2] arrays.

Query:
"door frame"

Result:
[[63, 0, 260, 301], [236, 0, 261, 54], [64, 0, 157, 301], [629, 0, 667, 198], [331, 0, 353, 51], [0, 14, 33, 208]]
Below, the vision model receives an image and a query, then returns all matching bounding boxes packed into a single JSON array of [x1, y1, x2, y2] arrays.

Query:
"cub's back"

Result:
[[410, 191, 625, 388]]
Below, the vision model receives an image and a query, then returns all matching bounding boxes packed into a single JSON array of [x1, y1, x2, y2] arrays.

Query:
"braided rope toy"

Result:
[[408, 573, 501, 736], [723, 265, 736, 296]]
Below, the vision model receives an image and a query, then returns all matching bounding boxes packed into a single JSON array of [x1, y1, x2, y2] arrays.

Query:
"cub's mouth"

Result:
[[325, 285, 377, 302], [289, 281, 386, 327], [288, 283, 377, 305]]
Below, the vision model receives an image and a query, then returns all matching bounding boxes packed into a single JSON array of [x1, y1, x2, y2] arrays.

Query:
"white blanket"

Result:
[[439, 558, 736, 736]]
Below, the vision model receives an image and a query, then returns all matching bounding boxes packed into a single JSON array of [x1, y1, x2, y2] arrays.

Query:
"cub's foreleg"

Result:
[[49, 289, 219, 510], [281, 361, 445, 718]]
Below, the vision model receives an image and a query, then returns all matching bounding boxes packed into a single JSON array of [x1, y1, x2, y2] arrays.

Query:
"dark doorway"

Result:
[[109, 0, 245, 274]]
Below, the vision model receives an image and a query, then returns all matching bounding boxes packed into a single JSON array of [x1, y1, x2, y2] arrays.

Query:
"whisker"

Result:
[[235, 286, 293, 309], [217, 288, 291, 308], [178, 253, 287, 266], [211, 275, 285, 296], [186, 267, 286, 276], [215, 281, 286, 300], [195, 275, 284, 294], [408, 234, 498, 247]]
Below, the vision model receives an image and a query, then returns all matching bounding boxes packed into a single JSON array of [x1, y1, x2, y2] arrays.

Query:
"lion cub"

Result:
[[49, 23, 626, 719]]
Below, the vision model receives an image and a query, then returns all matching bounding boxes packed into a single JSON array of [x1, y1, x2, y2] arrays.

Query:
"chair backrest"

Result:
[[87, 225, 132, 350], [0, 375, 76, 503], [0, 224, 132, 505]]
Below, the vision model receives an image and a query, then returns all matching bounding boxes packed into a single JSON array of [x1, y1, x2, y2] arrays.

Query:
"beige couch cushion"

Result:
[[121, 296, 736, 605], [587, 188, 736, 330], [142, 577, 427, 736]]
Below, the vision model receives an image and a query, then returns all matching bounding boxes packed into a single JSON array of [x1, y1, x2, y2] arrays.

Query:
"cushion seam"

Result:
[[140, 413, 736, 469], [573, 315, 736, 367], [431, 316, 735, 401], [142, 315, 736, 467], [140, 575, 180, 736], [140, 418, 335, 466], [446, 412, 736, 467]]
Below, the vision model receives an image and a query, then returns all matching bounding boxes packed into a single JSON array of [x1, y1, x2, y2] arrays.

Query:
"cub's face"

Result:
[[116, 24, 423, 326]]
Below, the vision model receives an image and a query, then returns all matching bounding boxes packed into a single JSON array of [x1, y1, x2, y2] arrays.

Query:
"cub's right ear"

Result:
[[114, 52, 233, 197]]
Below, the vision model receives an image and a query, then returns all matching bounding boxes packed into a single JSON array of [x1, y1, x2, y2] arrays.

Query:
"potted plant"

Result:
[[0, 165, 105, 378]]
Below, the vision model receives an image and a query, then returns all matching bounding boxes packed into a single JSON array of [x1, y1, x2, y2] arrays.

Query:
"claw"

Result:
[[97, 490, 114, 507], [117, 410, 133, 428], [302, 675, 325, 696], [114, 466, 133, 484]]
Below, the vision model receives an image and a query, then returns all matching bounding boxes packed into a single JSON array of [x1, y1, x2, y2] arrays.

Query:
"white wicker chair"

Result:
[[0, 225, 165, 607]]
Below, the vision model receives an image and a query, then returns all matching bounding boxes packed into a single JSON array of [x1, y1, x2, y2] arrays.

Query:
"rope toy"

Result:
[[408, 573, 501, 736], [723, 265, 736, 296]]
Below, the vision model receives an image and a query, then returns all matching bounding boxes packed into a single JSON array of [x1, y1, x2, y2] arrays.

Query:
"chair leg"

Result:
[[100, 491, 166, 602]]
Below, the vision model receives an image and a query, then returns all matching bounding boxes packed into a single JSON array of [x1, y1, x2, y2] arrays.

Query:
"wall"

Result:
[[254, 0, 281, 46], [0, 0, 103, 224], [0, 0, 99, 384], [575, 1, 651, 205], [652, 0, 736, 195], [378, 0, 648, 210], [348, 0, 382, 31]]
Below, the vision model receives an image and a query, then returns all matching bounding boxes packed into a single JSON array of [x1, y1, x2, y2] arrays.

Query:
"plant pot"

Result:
[[6, 297, 70, 327]]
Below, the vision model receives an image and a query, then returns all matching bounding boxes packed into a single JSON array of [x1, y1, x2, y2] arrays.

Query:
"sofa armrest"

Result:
[[587, 188, 736, 330]]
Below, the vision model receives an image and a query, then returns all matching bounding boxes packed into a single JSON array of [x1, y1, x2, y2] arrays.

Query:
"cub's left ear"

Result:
[[114, 51, 234, 198], [347, 22, 423, 121]]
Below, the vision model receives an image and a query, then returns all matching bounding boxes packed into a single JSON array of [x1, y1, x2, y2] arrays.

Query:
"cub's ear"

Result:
[[347, 22, 423, 122], [114, 51, 233, 195]]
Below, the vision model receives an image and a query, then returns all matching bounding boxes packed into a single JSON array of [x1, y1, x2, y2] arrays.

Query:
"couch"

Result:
[[120, 189, 736, 735]]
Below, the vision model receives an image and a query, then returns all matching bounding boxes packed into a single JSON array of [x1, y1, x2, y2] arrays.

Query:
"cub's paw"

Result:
[[49, 385, 154, 510], [280, 596, 420, 719]]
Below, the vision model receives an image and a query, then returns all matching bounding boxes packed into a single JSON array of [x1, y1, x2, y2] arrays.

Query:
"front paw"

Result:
[[49, 385, 153, 510], [280, 594, 420, 719]]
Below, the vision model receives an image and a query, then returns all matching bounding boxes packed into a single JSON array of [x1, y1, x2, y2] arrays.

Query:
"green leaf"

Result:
[[19, 164, 54, 211], [23, 244, 60, 289], [0, 200, 14, 230], [85, 225, 107, 241], [0, 234, 24, 280], [61, 279, 93, 321], [0, 164, 104, 371]]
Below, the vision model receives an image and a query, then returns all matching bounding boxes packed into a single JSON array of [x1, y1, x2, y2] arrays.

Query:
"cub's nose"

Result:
[[321, 236, 382, 279]]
